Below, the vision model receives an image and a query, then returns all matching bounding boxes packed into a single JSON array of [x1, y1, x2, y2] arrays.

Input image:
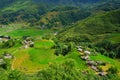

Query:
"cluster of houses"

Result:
[[0, 52, 13, 66], [21, 37, 34, 49], [76, 46, 107, 76], [0, 35, 11, 43]]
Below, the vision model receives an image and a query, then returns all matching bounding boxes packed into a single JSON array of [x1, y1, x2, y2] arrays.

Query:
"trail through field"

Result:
[[11, 49, 19, 70], [11, 57, 16, 70]]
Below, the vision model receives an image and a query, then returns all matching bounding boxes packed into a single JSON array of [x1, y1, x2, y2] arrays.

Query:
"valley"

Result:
[[0, 0, 120, 80]]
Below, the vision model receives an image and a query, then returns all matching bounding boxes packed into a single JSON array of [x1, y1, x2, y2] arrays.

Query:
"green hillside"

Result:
[[0, 0, 47, 25], [58, 9, 120, 59], [58, 10, 120, 41], [35, 8, 91, 28]]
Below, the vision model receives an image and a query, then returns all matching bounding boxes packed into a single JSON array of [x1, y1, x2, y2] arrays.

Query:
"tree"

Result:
[[8, 70, 26, 80], [108, 66, 118, 74], [2, 39, 15, 48]]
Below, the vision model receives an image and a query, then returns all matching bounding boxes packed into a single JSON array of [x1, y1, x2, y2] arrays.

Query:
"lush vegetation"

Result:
[[0, 0, 119, 27], [0, 59, 120, 80], [0, 0, 120, 80], [58, 10, 120, 59]]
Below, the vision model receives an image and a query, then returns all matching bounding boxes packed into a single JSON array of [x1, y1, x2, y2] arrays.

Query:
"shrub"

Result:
[[108, 66, 118, 74]]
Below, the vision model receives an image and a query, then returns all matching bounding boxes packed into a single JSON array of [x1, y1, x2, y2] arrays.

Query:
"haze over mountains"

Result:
[[0, 0, 119, 26]]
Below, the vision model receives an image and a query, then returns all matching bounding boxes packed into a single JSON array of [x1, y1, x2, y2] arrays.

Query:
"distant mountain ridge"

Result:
[[0, 0, 120, 26], [33, 0, 100, 4]]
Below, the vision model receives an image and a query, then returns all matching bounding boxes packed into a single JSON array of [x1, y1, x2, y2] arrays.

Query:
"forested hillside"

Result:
[[58, 9, 120, 58], [0, 0, 119, 27]]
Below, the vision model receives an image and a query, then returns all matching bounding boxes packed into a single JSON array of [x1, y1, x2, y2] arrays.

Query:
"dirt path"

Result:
[[11, 57, 16, 70], [11, 49, 19, 70]]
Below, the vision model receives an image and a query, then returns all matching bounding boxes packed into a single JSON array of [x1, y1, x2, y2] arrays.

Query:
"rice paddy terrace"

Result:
[[0, 24, 120, 75]]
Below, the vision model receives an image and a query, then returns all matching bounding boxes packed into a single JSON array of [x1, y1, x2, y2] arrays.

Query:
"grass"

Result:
[[29, 48, 55, 64], [90, 54, 120, 71], [0, 23, 120, 74], [34, 40, 55, 49], [1, 37, 119, 73], [0, 23, 27, 35], [3, 28, 51, 38], [12, 40, 57, 73], [1, 1, 32, 14], [107, 33, 120, 43], [11, 39, 89, 73], [66, 51, 88, 70]]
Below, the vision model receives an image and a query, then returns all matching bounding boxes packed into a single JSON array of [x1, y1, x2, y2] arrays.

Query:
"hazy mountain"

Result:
[[0, 0, 119, 26]]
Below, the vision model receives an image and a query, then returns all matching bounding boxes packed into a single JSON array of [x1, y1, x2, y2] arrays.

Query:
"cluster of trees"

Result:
[[95, 1, 120, 11], [0, 4, 47, 25], [65, 35, 91, 44], [54, 42, 74, 56], [94, 40, 120, 58], [0, 38, 22, 49], [0, 39, 15, 49], [0, 59, 120, 80], [51, 6, 79, 12], [0, 59, 11, 70], [86, 39, 120, 59], [38, 9, 91, 28]]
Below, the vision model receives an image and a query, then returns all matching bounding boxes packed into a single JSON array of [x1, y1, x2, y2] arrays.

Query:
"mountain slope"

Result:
[[58, 9, 120, 42], [93, 0, 120, 11], [58, 9, 120, 59], [34, 7, 91, 27], [0, 0, 47, 24], [0, 0, 119, 26]]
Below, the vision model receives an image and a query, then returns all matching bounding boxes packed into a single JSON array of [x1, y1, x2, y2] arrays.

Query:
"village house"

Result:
[[96, 61, 106, 66], [91, 65, 99, 72], [81, 55, 90, 61], [76, 46, 83, 52], [86, 60, 98, 66], [0, 35, 11, 42], [54, 32, 58, 36], [84, 50, 91, 55], [4, 53, 13, 59], [22, 39, 34, 49], [98, 72, 106, 76], [77, 48, 83, 52]]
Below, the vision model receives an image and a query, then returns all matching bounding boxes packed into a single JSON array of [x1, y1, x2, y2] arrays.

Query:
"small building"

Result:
[[91, 66, 98, 72], [4, 54, 12, 59], [86, 60, 98, 66], [22, 39, 34, 48], [77, 48, 83, 52], [81, 55, 90, 61], [54, 32, 58, 36], [96, 61, 105, 66], [0, 35, 11, 42], [4, 36, 11, 39], [98, 72, 106, 76], [84, 50, 91, 55]]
